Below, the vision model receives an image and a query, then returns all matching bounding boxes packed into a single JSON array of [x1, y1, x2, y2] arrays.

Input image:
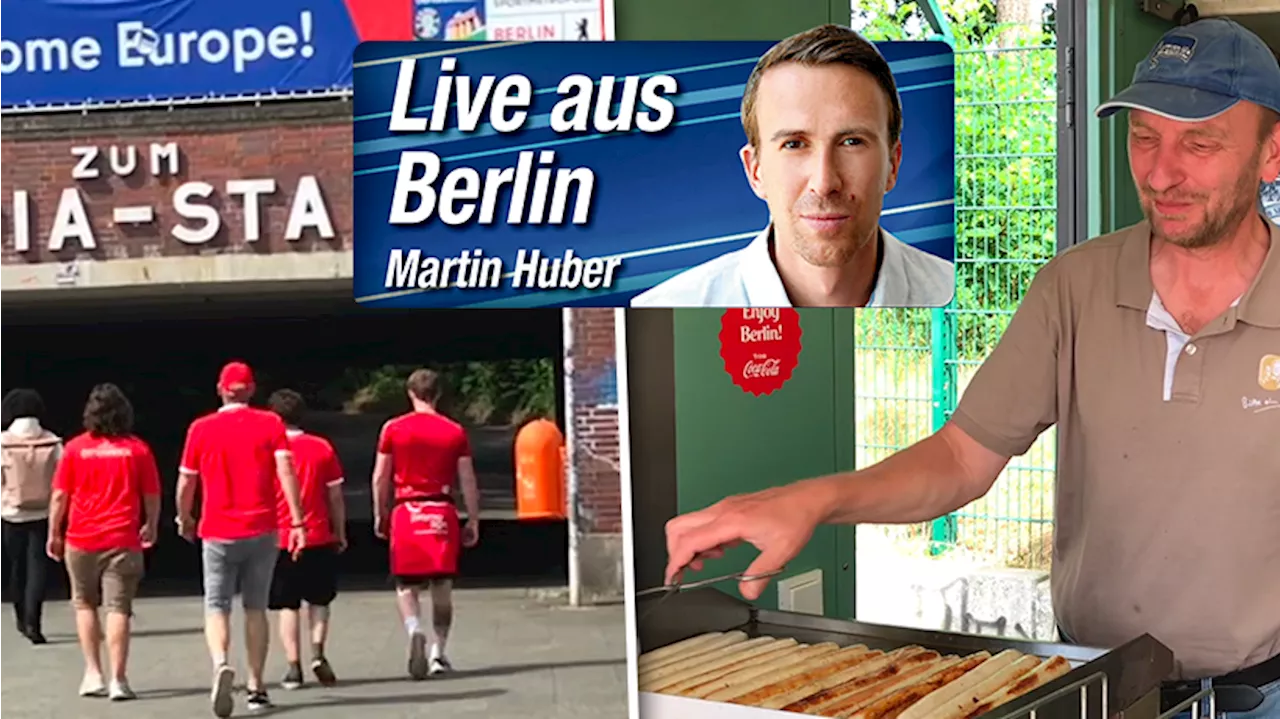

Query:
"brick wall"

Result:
[[1, 100, 351, 265], [569, 308, 622, 536]]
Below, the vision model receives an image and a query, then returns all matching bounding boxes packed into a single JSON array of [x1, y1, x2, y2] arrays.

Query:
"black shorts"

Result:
[[268, 546, 339, 610]]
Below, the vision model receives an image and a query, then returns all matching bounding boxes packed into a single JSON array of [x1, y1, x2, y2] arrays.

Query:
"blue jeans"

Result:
[[1168, 679, 1280, 719]]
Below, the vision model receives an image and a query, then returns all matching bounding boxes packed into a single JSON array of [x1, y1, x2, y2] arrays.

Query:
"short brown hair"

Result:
[[267, 389, 306, 427], [406, 368, 442, 404], [1261, 107, 1280, 142], [741, 24, 903, 149], [83, 383, 134, 438]]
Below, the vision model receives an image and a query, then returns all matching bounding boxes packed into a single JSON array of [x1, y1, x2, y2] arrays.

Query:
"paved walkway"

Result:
[[1, 588, 629, 719]]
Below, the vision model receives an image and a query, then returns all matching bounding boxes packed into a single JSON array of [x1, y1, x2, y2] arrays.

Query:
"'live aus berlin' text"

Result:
[[383, 248, 623, 291]]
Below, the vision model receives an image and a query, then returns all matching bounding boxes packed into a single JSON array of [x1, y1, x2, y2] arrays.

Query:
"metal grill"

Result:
[[637, 588, 1176, 719]]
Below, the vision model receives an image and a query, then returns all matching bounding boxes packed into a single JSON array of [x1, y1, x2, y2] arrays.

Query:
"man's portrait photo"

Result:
[[631, 25, 956, 309]]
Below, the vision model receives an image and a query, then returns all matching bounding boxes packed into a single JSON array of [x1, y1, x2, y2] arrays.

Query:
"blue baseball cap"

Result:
[[1096, 18, 1280, 122]]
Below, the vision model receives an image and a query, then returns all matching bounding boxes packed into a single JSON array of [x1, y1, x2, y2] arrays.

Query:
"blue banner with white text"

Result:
[[352, 38, 956, 308], [0, 0, 374, 108]]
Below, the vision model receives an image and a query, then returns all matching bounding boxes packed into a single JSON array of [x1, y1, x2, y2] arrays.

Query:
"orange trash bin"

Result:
[[514, 418, 566, 520]]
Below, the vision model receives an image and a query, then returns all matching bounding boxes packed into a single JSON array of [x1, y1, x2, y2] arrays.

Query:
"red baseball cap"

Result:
[[217, 361, 255, 391]]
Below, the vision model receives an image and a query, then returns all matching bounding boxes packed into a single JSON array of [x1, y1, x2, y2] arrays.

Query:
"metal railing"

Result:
[[1010, 670, 1108, 719], [855, 11, 1060, 571]]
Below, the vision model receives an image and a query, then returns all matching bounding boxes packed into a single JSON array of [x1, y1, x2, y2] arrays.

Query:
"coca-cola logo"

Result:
[[743, 358, 782, 378], [719, 309, 802, 396]]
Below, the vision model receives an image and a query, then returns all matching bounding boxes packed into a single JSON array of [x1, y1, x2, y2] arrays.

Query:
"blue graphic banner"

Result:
[[0, 0, 364, 108], [352, 39, 956, 308]]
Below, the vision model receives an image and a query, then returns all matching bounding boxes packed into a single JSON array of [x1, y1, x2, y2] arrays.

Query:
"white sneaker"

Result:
[[79, 674, 107, 698], [109, 680, 136, 701], [429, 655, 453, 676]]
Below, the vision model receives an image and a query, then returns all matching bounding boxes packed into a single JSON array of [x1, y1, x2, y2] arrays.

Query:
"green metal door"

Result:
[[614, 0, 861, 619], [671, 308, 856, 617]]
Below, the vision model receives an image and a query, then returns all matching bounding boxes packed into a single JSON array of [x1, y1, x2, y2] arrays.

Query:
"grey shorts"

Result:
[[201, 533, 279, 613]]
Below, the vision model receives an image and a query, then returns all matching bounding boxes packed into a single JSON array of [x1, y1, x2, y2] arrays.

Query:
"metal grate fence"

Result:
[[854, 8, 1060, 570]]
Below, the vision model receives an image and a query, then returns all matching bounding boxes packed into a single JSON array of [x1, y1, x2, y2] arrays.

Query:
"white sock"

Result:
[[430, 641, 444, 660], [404, 616, 421, 636]]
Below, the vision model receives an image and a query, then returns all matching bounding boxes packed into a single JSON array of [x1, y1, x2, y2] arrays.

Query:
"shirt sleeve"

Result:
[[323, 444, 345, 487], [179, 422, 201, 475], [137, 441, 162, 496], [456, 428, 473, 459], [51, 443, 75, 494], [949, 258, 1064, 458], [376, 421, 394, 455], [270, 418, 291, 458]]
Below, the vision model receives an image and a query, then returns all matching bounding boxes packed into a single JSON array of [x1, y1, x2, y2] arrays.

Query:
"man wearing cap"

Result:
[[661, 18, 1279, 717], [177, 361, 308, 717]]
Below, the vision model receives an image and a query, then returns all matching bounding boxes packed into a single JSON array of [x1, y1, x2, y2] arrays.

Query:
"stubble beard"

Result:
[[1142, 151, 1263, 249], [785, 199, 879, 268]]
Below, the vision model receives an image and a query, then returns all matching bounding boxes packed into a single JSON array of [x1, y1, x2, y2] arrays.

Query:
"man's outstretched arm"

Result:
[[664, 421, 1010, 599]]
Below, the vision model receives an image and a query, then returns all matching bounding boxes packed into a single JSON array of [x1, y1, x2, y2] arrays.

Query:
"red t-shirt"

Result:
[[180, 404, 290, 541], [275, 430, 344, 549], [53, 433, 161, 553], [377, 411, 471, 501]]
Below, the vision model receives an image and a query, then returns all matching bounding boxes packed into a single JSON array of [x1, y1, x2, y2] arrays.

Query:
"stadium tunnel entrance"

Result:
[[2, 286, 568, 594]]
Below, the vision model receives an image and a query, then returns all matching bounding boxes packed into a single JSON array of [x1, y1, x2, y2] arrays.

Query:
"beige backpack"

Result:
[[1, 431, 61, 512]]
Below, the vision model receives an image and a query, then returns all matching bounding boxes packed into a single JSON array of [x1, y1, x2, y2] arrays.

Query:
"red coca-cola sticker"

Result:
[[718, 309, 803, 396]]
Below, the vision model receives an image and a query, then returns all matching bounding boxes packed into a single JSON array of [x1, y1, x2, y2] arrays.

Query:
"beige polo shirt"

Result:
[[951, 216, 1280, 680]]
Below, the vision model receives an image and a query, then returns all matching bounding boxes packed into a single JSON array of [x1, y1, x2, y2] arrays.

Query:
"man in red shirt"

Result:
[[46, 383, 160, 701], [177, 362, 306, 717], [372, 368, 480, 680], [265, 389, 347, 691]]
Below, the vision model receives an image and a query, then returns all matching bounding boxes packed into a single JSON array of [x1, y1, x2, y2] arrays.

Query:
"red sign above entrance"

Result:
[[2, 121, 351, 266], [718, 309, 802, 397]]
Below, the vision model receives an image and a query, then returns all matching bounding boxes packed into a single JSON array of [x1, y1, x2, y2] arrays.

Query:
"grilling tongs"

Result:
[[636, 566, 786, 599]]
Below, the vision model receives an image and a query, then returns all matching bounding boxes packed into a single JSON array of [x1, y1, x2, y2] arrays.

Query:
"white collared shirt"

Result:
[[629, 225, 955, 308], [1146, 291, 1242, 402]]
